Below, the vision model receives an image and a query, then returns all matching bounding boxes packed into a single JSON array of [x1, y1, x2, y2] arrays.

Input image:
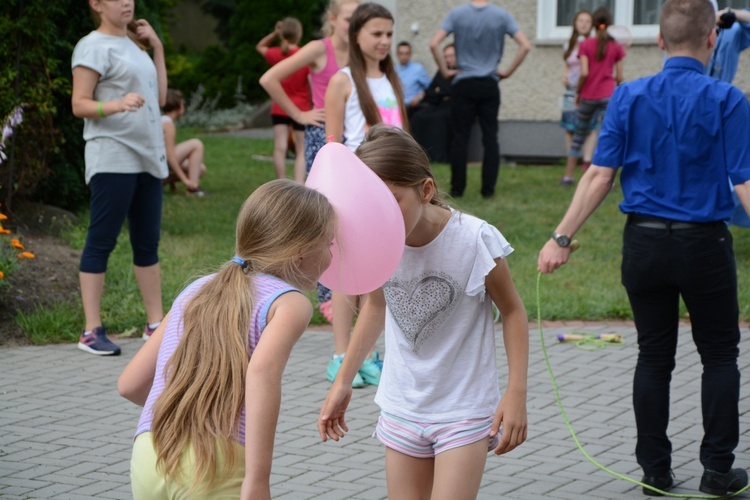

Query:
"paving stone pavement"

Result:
[[1, 324, 748, 499]]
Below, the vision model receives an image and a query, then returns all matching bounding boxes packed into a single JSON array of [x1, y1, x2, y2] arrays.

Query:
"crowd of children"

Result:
[[71, 0, 749, 498]]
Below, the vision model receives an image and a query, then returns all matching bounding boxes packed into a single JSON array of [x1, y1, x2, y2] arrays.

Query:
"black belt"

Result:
[[627, 214, 720, 230]]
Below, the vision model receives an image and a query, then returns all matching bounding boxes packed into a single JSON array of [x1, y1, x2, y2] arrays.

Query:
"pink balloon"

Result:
[[306, 142, 405, 295]]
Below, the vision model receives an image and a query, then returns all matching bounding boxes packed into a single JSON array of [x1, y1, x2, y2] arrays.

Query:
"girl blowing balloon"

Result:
[[322, 2, 408, 390], [319, 126, 529, 499], [118, 180, 336, 499]]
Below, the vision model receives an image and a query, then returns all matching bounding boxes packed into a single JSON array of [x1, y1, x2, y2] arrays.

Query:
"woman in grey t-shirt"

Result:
[[71, 0, 168, 356]]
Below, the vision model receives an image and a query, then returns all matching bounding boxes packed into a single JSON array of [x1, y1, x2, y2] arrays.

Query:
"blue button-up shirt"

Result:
[[707, 12, 750, 83], [594, 56, 750, 222], [396, 62, 432, 104]]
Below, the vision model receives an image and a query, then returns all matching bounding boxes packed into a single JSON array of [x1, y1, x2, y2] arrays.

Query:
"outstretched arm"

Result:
[[498, 30, 532, 79], [118, 312, 170, 406], [241, 292, 313, 500], [318, 288, 386, 442], [537, 165, 617, 274], [485, 259, 528, 455]]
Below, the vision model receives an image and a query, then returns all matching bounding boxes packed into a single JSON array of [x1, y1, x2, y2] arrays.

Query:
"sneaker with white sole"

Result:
[[326, 355, 365, 388], [143, 323, 157, 340], [78, 326, 121, 356]]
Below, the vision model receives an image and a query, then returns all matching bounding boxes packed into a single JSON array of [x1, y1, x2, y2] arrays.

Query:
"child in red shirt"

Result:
[[256, 18, 311, 183], [561, 7, 625, 186]]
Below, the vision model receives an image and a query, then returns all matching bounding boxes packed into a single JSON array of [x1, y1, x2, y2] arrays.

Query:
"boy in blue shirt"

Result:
[[539, 0, 750, 496]]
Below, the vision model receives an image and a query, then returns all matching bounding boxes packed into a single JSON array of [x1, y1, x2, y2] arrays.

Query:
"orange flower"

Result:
[[0, 271, 4, 279], [0, 227, 10, 234], [10, 239, 24, 250], [0, 214, 7, 220], [17, 251, 35, 260]]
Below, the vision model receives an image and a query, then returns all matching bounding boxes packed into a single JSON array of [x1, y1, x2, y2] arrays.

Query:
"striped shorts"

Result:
[[374, 411, 500, 459]]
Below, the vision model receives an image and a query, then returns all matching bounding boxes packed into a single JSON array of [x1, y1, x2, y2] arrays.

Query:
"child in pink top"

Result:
[[256, 18, 310, 183], [561, 7, 625, 186]]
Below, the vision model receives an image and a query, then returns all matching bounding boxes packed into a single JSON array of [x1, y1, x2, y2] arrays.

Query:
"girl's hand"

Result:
[[132, 19, 161, 49], [490, 389, 527, 455], [118, 93, 145, 113], [297, 108, 325, 128], [318, 381, 352, 442]]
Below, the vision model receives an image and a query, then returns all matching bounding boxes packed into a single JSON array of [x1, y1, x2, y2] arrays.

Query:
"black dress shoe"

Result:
[[641, 472, 674, 496], [699, 468, 748, 495]]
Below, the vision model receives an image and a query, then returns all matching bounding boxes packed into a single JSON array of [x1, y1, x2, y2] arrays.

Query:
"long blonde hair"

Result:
[[348, 3, 409, 131], [151, 180, 334, 490]]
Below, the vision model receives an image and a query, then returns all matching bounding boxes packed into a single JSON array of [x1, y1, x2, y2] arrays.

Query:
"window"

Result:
[[537, 0, 667, 43]]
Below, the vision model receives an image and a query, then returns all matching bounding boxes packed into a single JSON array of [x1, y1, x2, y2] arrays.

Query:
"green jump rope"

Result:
[[536, 271, 749, 498]]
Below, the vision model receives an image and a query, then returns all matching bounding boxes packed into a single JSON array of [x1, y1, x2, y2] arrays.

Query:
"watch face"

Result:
[[553, 233, 571, 247]]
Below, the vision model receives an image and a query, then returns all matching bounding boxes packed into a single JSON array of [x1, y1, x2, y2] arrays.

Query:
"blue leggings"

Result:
[[80, 173, 162, 274]]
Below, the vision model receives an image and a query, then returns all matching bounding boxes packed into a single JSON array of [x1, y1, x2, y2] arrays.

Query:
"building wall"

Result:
[[393, 1, 750, 123]]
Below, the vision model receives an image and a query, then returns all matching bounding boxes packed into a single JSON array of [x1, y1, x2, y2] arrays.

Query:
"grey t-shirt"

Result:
[[441, 3, 520, 84], [72, 31, 167, 184]]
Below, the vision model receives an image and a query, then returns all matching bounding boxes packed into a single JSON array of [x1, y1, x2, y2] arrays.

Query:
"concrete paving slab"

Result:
[[0, 324, 748, 499]]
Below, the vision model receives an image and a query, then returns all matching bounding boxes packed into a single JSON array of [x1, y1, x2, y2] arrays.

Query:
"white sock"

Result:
[[148, 322, 161, 330]]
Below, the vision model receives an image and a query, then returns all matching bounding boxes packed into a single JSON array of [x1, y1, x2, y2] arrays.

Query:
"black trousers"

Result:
[[622, 218, 740, 475], [449, 77, 500, 197]]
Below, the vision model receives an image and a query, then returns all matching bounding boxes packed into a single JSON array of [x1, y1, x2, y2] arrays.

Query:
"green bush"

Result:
[[0, 0, 174, 211]]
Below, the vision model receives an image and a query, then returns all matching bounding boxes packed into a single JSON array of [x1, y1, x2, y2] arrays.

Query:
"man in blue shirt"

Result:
[[429, 0, 530, 198], [395, 41, 432, 120], [539, 0, 750, 496]]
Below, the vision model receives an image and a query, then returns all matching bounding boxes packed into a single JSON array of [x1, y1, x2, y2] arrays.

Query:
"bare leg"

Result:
[[332, 292, 357, 354], [582, 129, 599, 164], [563, 154, 578, 181], [80, 271, 105, 331], [174, 139, 205, 187], [385, 447, 434, 500], [272, 124, 290, 179], [134, 263, 163, 325], [432, 439, 489, 500], [292, 129, 306, 184]]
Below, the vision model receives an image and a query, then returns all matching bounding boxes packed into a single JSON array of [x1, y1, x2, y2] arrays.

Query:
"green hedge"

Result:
[[0, 0, 173, 211]]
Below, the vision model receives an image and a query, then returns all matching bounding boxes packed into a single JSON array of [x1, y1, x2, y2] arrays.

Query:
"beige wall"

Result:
[[393, 1, 750, 121]]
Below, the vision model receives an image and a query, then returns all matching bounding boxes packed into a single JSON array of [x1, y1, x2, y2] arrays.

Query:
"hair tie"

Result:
[[231, 256, 247, 269], [598, 24, 606, 30]]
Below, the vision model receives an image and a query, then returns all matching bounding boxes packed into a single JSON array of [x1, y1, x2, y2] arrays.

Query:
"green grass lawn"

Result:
[[18, 130, 750, 342]]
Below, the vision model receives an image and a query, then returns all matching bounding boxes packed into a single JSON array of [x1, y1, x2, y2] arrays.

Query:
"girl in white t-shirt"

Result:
[[318, 125, 529, 499], [322, 3, 408, 390]]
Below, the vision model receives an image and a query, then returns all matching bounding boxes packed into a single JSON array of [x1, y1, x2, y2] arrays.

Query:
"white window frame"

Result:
[[536, 0, 660, 45]]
